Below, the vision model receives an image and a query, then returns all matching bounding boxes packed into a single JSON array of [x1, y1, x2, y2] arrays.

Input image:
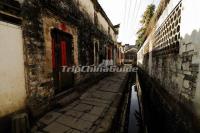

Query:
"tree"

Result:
[[136, 4, 155, 48]]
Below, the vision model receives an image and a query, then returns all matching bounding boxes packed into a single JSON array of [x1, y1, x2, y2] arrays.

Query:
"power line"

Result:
[[135, 0, 142, 21], [130, 0, 143, 44], [121, 0, 128, 42], [121, 0, 142, 44], [126, 0, 137, 30], [123, 0, 137, 44], [133, 0, 142, 31], [122, 0, 132, 44], [123, 0, 128, 29], [126, 0, 133, 26], [126, 0, 140, 34], [123, 0, 132, 37]]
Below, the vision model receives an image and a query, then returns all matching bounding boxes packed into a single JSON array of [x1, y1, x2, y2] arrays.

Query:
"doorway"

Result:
[[51, 28, 74, 94]]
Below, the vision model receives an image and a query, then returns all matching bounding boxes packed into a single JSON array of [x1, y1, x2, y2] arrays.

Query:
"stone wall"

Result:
[[20, 0, 117, 116], [137, 70, 200, 133], [137, 0, 200, 128]]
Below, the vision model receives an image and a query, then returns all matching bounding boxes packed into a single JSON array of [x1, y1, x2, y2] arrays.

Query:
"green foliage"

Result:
[[136, 4, 155, 48], [135, 0, 171, 48], [140, 4, 155, 27]]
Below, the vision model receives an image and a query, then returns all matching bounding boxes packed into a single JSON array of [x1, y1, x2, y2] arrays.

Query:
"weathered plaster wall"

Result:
[[42, 14, 79, 71], [78, 0, 95, 23], [110, 28, 116, 41], [97, 12, 109, 33], [181, 0, 200, 117], [78, 0, 116, 41], [0, 21, 26, 117], [137, 0, 200, 126], [22, 0, 53, 115], [42, 13, 83, 86], [96, 12, 116, 41], [20, 0, 117, 116], [137, 37, 150, 69]]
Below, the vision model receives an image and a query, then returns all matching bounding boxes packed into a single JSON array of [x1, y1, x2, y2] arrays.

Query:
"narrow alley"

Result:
[[1, 0, 200, 133]]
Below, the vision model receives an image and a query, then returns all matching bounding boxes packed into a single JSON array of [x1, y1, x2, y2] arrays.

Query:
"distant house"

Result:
[[124, 44, 138, 65]]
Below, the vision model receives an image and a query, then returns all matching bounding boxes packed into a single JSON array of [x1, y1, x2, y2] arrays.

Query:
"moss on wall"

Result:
[[20, 0, 115, 115]]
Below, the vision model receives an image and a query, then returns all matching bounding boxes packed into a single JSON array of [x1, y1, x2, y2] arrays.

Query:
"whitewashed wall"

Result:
[[78, 0, 116, 41], [137, 0, 200, 118], [0, 21, 26, 117], [181, 0, 200, 117], [78, 0, 95, 23]]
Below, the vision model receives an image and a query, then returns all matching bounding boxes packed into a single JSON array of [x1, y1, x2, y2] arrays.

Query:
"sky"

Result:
[[98, 0, 160, 45]]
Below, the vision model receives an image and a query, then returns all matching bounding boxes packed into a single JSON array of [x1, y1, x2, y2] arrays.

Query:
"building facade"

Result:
[[0, 0, 124, 128], [124, 44, 137, 65]]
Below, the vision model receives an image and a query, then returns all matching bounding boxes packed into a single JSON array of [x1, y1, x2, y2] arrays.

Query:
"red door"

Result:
[[51, 29, 74, 93]]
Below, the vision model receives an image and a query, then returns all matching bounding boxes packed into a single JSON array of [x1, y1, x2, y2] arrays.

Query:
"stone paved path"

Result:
[[36, 73, 128, 133]]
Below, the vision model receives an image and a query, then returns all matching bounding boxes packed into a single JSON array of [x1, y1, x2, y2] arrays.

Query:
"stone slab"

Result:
[[82, 97, 111, 104], [43, 121, 70, 133], [56, 115, 93, 132], [36, 73, 128, 133], [56, 115, 77, 128], [65, 110, 84, 118], [39, 112, 62, 125], [80, 113, 99, 122], [81, 99, 109, 107], [68, 130, 81, 133], [72, 103, 93, 112], [74, 119, 93, 131], [91, 91, 116, 101], [89, 106, 106, 116], [58, 105, 74, 114]]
